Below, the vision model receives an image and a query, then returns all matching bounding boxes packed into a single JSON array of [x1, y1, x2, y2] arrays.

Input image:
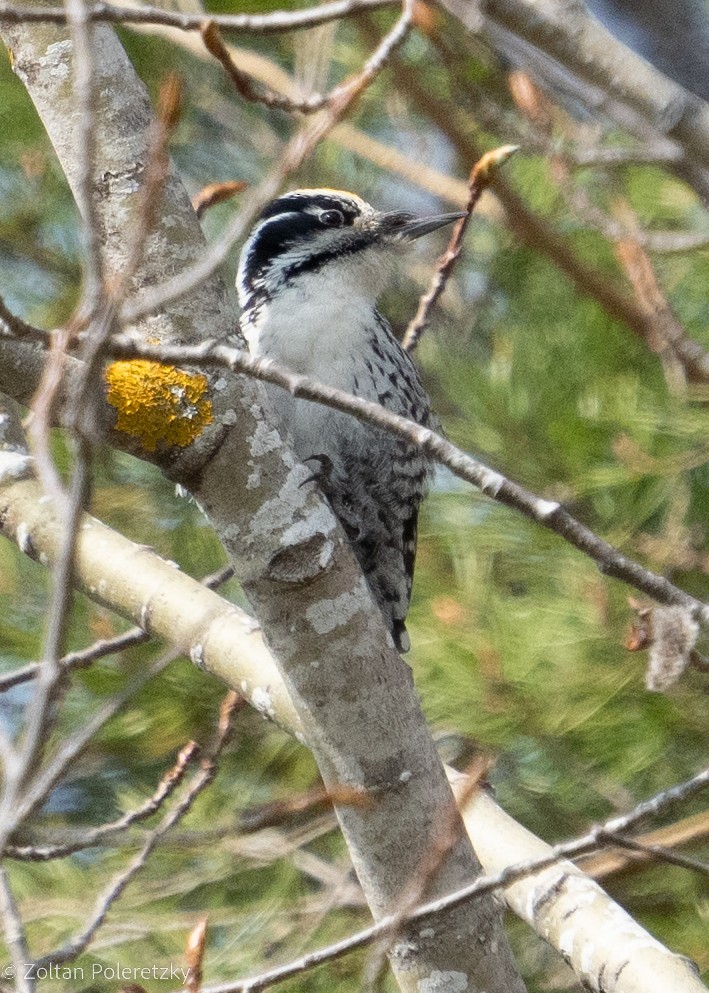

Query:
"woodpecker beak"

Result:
[[380, 209, 467, 240]]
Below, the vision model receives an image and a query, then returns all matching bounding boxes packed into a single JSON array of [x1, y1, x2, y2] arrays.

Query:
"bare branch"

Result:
[[0, 474, 298, 734], [440, 0, 709, 199], [185, 917, 209, 993], [0, 627, 150, 694], [0, 0, 398, 33], [4, 650, 178, 833], [0, 867, 34, 993], [614, 234, 709, 381], [109, 335, 709, 628], [5, 742, 199, 861], [164, 768, 709, 993], [600, 832, 709, 877], [122, 0, 414, 323], [582, 809, 709, 877], [0, 297, 48, 344], [204, 0, 412, 117], [0, 471, 703, 992], [31, 692, 243, 970], [0, 562, 233, 693], [201, 21, 331, 114], [402, 144, 518, 353], [192, 181, 248, 220], [239, 783, 372, 833], [389, 51, 709, 379]]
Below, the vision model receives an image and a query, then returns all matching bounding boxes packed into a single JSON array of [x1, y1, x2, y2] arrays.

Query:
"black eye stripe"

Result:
[[240, 192, 370, 304], [245, 212, 322, 277]]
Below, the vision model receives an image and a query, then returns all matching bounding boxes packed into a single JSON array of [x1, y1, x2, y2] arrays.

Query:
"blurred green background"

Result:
[[0, 1, 708, 990]]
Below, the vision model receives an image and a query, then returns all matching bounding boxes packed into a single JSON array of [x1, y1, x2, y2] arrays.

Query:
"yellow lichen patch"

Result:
[[105, 360, 213, 452]]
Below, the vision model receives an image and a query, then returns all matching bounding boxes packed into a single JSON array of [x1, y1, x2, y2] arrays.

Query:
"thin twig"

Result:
[[0, 628, 149, 693], [1, 455, 90, 814], [5, 742, 199, 861], [6, 0, 108, 819], [201, 21, 331, 114], [0, 866, 34, 993], [571, 146, 682, 167], [4, 650, 179, 833], [203, 0, 411, 117], [31, 692, 243, 971], [578, 809, 709, 878], [506, 65, 709, 381], [167, 767, 709, 993], [561, 194, 709, 254], [402, 145, 518, 353], [13, 58, 192, 821], [26, 325, 72, 509], [192, 181, 248, 220], [601, 832, 709, 877], [0, 0, 398, 33], [121, 0, 414, 325], [185, 917, 208, 993], [109, 335, 709, 628], [614, 233, 709, 381], [388, 49, 709, 380], [0, 563, 233, 693], [239, 783, 371, 833]]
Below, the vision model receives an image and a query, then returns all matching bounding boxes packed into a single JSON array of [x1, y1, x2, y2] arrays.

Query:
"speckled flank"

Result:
[[105, 360, 213, 452]]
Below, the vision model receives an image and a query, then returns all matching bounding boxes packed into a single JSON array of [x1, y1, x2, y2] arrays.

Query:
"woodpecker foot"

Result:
[[300, 453, 335, 492]]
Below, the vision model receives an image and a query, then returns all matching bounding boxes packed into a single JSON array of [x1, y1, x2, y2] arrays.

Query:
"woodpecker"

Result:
[[237, 189, 463, 652]]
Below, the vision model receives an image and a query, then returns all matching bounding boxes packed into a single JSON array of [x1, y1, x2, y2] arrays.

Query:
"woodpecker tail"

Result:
[[393, 619, 411, 654]]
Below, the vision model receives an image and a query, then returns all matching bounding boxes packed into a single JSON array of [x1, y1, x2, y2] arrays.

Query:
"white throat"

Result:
[[240, 250, 396, 382]]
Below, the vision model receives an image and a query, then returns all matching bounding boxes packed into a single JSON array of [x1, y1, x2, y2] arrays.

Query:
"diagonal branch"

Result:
[[30, 693, 243, 971], [108, 336, 709, 627], [0, 867, 34, 993], [0, 563, 233, 692], [202, 0, 411, 117], [439, 0, 709, 200], [386, 48, 709, 380], [6, 742, 200, 861], [0, 471, 704, 993], [122, 0, 414, 323], [174, 768, 709, 993], [403, 144, 518, 353]]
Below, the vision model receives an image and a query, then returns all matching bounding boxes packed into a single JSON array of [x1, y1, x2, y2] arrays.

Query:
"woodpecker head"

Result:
[[237, 189, 465, 312]]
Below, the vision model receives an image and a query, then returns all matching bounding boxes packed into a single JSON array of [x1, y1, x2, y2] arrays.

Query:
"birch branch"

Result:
[[0, 468, 704, 993], [0, 13, 528, 991]]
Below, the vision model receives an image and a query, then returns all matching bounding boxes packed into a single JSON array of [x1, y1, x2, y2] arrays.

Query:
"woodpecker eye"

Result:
[[320, 209, 345, 227]]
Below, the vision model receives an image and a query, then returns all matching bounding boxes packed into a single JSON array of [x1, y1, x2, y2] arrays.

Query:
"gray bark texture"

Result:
[[0, 10, 527, 992], [0, 468, 706, 993]]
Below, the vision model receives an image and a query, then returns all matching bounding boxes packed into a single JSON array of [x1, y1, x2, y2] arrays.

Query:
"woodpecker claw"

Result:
[[300, 453, 335, 491]]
